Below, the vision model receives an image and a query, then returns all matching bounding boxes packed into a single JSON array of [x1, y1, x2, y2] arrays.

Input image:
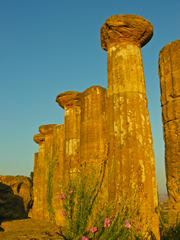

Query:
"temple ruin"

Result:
[[32, 14, 161, 239]]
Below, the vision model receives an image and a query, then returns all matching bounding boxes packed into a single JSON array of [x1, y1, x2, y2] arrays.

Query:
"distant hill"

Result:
[[159, 194, 168, 201]]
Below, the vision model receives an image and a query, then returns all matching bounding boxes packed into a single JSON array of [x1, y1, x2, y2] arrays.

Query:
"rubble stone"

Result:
[[0, 176, 33, 222]]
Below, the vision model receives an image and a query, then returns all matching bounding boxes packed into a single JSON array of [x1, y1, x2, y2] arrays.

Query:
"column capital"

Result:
[[56, 91, 82, 109], [33, 133, 45, 144], [39, 124, 57, 135], [100, 14, 153, 51]]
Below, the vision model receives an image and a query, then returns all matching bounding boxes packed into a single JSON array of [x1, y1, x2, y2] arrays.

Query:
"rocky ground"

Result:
[[0, 218, 63, 240]]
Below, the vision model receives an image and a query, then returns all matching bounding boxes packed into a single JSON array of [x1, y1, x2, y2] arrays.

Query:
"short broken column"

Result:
[[101, 14, 159, 238], [159, 39, 180, 218], [80, 86, 108, 172], [56, 91, 82, 177], [32, 133, 45, 220]]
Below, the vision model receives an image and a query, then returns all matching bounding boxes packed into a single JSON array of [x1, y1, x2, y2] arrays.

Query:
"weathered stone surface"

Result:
[[101, 14, 153, 50], [33, 124, 58, 222], [159, 39, 180, 218], [32, 132, 46, 220], [101, 14, 159, 239], [56, 91, 81, 176], [80, 86, 108, 168], [0, 176, 33, 222], [0, 218, 63, 239], [32, 124, 65, 226], [31, 152, 39, 218], [80, 86, 108, 200], [56, 91, 81, 109], [43, 124, 57, 222], [52, 124, 65, 226], [33, 133, 45, 144], [39, 124, 57, 135]]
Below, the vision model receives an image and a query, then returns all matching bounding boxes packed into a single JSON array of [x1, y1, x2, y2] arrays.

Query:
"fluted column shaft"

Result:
[[107, 42, 157, 203], [56, 92, 81, 176], [80, 86, 108, 169], [64, 101, 81, 173], [32, 152, 39, 218], [33, 124, 65, 224], [39, 124, 57, 221], [52, 124, 65, 225], [101, 14, 159, 239], [159, 39, 180, 217], [32, 133, 45, 220]]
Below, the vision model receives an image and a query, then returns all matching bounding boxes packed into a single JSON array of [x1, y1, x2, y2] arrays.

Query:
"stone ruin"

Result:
[[31, 14, 180, 240], [159, 39, 180, 220]]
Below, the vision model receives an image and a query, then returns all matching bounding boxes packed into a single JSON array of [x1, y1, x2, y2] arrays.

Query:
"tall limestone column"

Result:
[[80, 86, 108, 172], [33, 124, 65, 224], [101, 15, 159, 238], [159, 39, 180, 218], [56, 91, 82, 177], [32, 133, 45, 220], [52, 124, 65, 225], [38, 124, 57, 221]]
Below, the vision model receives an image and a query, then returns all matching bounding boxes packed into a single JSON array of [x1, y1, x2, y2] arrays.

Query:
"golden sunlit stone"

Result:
[[159, 39, 180, 221], [101, 14, 159, 239]]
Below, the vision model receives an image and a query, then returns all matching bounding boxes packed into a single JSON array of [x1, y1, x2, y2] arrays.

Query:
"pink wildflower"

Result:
[[59, 194, 65, 199], [69, 190, 73, 194], [137, 225, 141, 231], [62, 210, 66, 216], [104, 218, 111, 228], [90, 226, 98, 233], [82, 236, 88, 240], [125, 220, 131, 229]]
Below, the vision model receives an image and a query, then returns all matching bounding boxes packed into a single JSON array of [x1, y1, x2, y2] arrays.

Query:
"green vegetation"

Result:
[[157, 200, 180, 239], [58, 162, 154, 240], [57, 162, 180, 239]]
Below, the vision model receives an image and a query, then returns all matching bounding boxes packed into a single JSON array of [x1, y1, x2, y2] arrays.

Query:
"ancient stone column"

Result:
[[80, 86, 108, 172], [56, 91, 82, 177], [32, 133, 45, 220], [39, 124, 57, 221], [51, 124, 65, 225], [31, 152, 38, 218], [101, 15, 159, 238], [33, 124, 65, 224], [159, 39, 180, 219]]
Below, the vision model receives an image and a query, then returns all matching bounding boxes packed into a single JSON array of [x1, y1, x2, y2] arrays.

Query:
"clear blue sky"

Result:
[[0, 0, 179, 194]]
